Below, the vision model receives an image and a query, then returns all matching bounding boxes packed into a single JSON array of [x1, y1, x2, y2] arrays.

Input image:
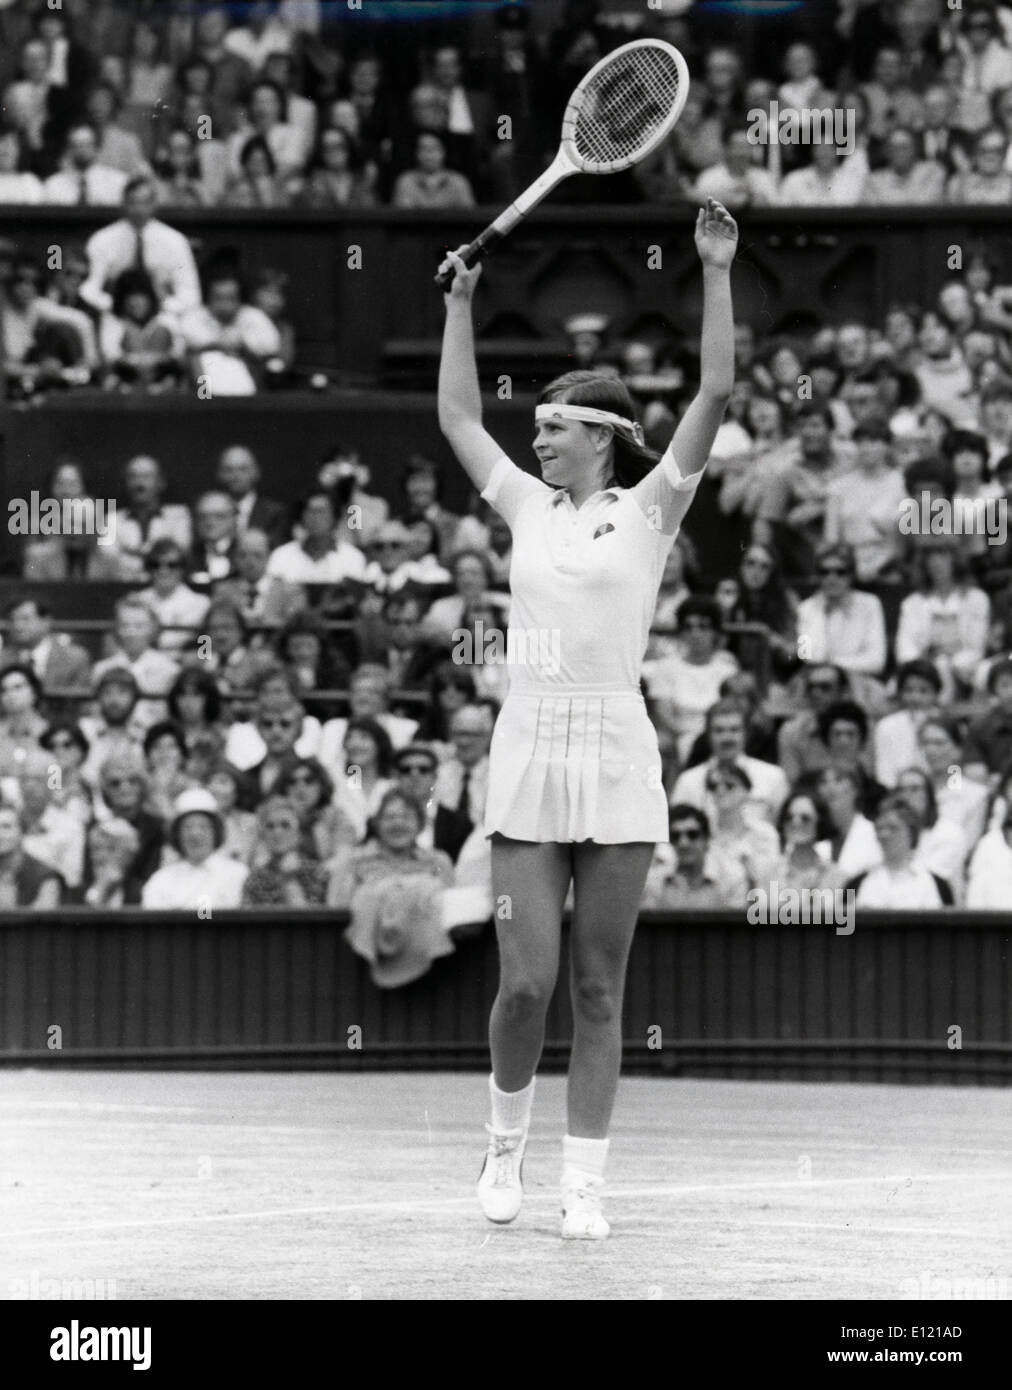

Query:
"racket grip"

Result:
[[434, 225, 505, 290]]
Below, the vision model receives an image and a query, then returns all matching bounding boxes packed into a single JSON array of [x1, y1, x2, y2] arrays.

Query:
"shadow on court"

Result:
[[0, 1072, 1006, 1301]]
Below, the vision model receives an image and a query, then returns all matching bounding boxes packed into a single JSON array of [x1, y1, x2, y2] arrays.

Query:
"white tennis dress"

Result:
[[480, 447, 704, 843]]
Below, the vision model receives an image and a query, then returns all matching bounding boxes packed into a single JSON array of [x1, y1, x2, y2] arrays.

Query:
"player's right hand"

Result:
[[439, 246, 482, 301]]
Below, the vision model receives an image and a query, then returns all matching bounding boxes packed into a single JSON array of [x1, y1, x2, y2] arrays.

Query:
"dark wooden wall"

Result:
[[1, 910, 1008, 1084]]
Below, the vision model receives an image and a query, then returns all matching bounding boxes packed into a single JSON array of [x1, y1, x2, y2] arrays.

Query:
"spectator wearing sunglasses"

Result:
[[40, 722, 93, 826], [90, 750, 165, 888], [771, 790, 844, 895], [641, 803, 748, 909], [794, 543, 887, 678], [136, 539, 211, 654], [704, 763, 779, 893], [392, 743, 439, 849], [241, 795, 330, 908], [671, 698, 788, 825], [273, 757, 358, 863], [237, 695, 307, 810], [777, 662, 849, 786], [947, 126, 1012, 204]]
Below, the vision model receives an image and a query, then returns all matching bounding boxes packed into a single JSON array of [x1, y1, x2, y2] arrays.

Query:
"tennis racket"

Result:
[[434, 38, 689, 289]]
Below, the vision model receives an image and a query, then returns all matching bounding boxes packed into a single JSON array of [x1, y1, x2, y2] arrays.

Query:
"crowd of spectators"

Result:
[[1, 1, 1012, 217], [2, 355, 1012, 936], [2, 1, 1012, 977]]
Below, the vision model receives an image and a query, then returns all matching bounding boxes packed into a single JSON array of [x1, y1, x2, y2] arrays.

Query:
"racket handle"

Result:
[[434, 224, 505, 290]]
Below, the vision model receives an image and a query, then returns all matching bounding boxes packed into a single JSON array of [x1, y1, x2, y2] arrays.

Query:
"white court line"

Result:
[[4, 1171, 1007, 1241], [0, 1102, 204, 1115]]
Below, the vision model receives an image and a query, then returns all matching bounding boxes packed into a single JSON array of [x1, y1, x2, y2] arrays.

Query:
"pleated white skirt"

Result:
[[484, 687, 668, 844]]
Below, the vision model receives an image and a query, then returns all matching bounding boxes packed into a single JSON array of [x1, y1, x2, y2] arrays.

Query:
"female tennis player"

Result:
[[437, 196, 737, 1239]]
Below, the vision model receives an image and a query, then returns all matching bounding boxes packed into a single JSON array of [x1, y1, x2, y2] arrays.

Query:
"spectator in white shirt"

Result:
[[957, 7, 1012, 100], [862, 126, 945, 205], [3, 37, 52, 154], [43, 121, 128, 205], [227, 78, 303, 178], [361, 521, 434, 597], [913, 310, 975, 427], [263, 50, 317, 167], [872, 659, 942, 788], [817, 764, 881, 881], [136, 539, 210, 655], [824, 423, 907, 582], [0, 127, 42, 203], [916, 716, 990, 850], [82, 80, 151, 177], [643, 597, 739, 770], [848, 795, 955, 909], [318, 665, 420, 780], [92, 596, 180, 725], [266, 490, 367, 586], [142, 788, 248, 910], [895, 539, 990, 696], [80, 175, 202, 324], [795, 542, 887, 677], [775, 136, 868, 207], [224, 2, 294, 69], [894, 766, 969, 900], [15, 747, 86, 890], [965, 815, 1012, 908], [671, 698, 788, 825], [114, 453, 193, 580], [693, 129, 777, 209], [181, 268, 282, 396]]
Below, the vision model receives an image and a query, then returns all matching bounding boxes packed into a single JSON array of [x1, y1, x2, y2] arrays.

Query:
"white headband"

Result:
[[535, 403, 645, 447]]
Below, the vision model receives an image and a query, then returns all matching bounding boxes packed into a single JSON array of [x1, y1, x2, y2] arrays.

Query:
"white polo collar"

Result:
[[549, 486, 623, 508]]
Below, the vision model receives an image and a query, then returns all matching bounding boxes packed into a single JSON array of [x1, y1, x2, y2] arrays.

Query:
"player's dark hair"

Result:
[[538, 371, 660, 487]]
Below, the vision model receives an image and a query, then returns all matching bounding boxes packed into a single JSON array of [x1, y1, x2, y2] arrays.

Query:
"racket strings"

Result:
[[573, 47, 683, 169]]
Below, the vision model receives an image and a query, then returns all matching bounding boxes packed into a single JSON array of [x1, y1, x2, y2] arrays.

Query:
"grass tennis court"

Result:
[[1, 1071, 1007, 1301]]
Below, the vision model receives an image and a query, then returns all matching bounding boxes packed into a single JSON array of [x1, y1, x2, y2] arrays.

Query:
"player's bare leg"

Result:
[[477, 837, 570, 1223], [561, 840, 654, 1237]]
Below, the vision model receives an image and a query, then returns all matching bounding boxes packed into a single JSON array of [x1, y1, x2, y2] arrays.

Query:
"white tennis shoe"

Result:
[[560, 1172, 610, 1240], [477, 1124, 527, 1223]]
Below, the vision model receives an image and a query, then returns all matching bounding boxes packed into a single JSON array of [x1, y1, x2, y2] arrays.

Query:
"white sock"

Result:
[[489, 1074, 535, 1133], [562, 1134, 609, 1182]]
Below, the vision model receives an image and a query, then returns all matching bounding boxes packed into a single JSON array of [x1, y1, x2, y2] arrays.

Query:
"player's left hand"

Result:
[[694, 197, 738, 268]]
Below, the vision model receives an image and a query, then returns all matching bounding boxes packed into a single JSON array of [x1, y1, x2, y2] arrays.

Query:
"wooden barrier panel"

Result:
[[1, 910, 1008, 1084], [2, 206, 1011, 377]]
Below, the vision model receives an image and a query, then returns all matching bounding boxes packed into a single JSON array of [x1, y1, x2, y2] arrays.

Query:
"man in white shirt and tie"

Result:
[[80, 176, 202, 326], [433, 702, 494, 862], [43, 122, 128, 206]]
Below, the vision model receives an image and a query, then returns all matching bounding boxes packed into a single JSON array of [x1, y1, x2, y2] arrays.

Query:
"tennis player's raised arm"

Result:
[[437, 248, 505, 494], [630, 200, 737, 535], [668, 199, 737, 480]]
